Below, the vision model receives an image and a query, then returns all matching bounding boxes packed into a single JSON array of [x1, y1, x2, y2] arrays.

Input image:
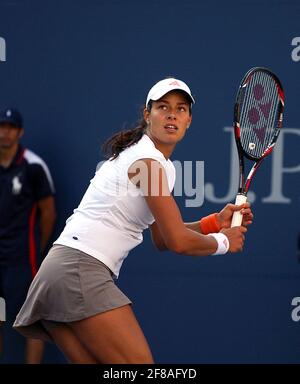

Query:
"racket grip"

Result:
[[231, 194, 247, 227]]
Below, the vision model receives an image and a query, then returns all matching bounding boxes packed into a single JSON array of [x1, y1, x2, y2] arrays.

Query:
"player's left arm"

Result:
[[150, 220, 205, 250], [150, 203, 253, 250]]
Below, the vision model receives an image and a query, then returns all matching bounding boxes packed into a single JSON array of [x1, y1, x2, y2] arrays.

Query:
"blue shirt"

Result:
[[0, 145, 55, 271]]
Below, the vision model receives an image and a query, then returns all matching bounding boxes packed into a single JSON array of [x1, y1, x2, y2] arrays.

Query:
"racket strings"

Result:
[[239, 72, 280, 158]]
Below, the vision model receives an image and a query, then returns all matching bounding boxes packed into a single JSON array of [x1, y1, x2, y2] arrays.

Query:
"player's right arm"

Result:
[[128, 158, 246, 256]]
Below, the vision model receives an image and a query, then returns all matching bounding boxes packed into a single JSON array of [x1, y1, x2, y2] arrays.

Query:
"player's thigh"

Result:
[[42, 320, 98, 364], [69, 304, 154, 364]]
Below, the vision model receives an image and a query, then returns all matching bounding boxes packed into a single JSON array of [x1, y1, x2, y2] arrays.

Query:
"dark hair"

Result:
[[102, 88, 192, 160], [102, 102, 152, 160]]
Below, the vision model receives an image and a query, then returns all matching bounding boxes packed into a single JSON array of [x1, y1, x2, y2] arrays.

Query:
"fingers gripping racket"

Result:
[[231, 67, 284, 227]]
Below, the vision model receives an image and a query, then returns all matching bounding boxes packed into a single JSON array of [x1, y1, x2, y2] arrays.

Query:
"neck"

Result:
[[146, 133, 174, 160], [0, 143, 19, 167]]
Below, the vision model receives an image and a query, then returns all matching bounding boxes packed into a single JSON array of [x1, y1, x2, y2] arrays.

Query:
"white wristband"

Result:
[[209, 233, 230, 255]]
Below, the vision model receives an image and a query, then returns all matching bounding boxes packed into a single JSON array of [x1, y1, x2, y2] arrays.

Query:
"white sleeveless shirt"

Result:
[[54, 134, 176, 277]]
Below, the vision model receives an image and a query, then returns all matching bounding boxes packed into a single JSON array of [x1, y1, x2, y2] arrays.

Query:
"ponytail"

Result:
[[102, 103, 152, 160]]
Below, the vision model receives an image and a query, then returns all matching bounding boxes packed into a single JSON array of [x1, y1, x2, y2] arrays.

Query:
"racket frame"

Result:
[[231, 67, 284, 227], [233, 67, 284, 196]]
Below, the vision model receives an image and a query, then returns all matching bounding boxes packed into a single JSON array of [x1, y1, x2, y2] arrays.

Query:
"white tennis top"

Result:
[[54, 134, 176, 277]]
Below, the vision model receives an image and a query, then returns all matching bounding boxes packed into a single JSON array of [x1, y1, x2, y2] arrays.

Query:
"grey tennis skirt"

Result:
[[13, 245, 132, 342]]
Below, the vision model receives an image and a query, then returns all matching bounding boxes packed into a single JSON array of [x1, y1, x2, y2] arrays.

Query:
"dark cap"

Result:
[[0, 108, 23, 128]]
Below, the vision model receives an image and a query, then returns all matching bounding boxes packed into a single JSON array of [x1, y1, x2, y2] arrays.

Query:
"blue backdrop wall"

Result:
[[0, 0, 299, 363]]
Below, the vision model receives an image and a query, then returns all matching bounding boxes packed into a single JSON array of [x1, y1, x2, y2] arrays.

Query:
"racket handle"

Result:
[[231, 194, 247, 227]]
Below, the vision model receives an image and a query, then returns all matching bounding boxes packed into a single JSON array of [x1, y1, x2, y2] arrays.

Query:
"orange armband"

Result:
[[199, 213, 220, 234]]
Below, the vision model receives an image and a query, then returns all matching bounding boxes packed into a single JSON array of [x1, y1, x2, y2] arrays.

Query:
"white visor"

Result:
[[146, 78, 195, 107]]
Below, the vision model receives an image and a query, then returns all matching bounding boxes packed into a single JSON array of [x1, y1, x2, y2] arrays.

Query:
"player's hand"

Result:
[[220, 226, 247, 252], [217, 203, 253, 229]]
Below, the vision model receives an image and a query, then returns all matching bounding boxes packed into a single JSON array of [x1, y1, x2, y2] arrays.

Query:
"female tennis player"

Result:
[[13, 78, 253, 364]]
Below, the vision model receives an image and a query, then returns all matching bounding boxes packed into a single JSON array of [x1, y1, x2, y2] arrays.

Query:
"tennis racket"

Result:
[[231, 67, 284, 227]]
